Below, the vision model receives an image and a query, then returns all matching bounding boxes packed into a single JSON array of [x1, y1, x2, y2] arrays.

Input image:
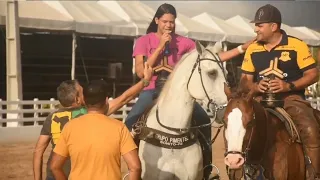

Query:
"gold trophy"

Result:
[[259, 57, 285, 108]]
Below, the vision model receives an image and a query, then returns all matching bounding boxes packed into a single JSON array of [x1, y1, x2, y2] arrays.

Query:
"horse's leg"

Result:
[[287, 142, 305, 180], [157, 164, 176, 180], [139, 142, 162, 180], [269, 131, 289, 180], [182, 143, 203, 180]]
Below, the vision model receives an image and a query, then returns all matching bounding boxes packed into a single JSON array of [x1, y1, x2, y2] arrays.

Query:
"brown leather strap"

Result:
[[266, 107, 301, 143]]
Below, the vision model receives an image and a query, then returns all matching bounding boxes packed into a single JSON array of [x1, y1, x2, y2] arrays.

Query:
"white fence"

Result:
[[308, 97, 320, 110], [0, 98, 138, 127], [1, 97, 320, 128]]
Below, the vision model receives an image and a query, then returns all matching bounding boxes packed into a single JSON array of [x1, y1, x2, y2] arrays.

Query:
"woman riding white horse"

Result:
[[124, 3, 254, 179]]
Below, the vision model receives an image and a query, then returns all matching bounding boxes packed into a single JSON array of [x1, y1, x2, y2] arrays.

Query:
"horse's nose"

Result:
[[224, 154, 245, 169]]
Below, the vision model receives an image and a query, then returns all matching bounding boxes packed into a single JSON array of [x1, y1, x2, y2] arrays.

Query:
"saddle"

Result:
[[131, 95, 199, 150], [265, 107, 301, 143], [131, 98, 157, 145], [260, 95, 320, 144]]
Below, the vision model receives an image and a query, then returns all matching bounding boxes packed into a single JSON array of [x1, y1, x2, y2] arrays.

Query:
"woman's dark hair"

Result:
[[146, 3, 177, 34]]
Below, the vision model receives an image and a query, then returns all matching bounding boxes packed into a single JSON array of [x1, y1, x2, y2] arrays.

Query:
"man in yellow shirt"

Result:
[[241, 4, 320, 179], [50, 79, 141, 180]]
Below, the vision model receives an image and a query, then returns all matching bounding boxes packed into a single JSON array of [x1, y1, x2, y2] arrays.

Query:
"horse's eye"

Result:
[[208, 70, 217, 77]]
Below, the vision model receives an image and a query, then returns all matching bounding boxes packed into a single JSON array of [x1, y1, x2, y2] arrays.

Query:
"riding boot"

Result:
[[284, 97, 320, 180], [201, 137, 213, 180], [194, 123, 212, 180], [305, 146, 320, 180]]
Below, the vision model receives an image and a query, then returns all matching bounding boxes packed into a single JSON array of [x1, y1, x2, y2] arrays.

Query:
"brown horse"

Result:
[[222, 83, 305, 180]]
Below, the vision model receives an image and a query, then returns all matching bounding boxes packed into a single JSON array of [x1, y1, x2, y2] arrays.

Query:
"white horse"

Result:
[[137, 41, 228, 180]]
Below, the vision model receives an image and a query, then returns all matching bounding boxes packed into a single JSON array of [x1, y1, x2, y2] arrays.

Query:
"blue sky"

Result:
[[144, 1, 320, 31]]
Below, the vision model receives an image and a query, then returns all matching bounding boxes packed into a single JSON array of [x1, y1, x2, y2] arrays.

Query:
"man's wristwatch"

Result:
[[142, 79, 150, 87], [288, 82, 296, 90]]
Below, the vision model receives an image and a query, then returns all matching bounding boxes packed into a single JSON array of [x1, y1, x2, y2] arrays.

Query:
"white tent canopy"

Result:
[[226, 15, 319, 46], [98, 1, 188, 36], [176, 12, 225, 41], [294, 26, 320, 46], [43, 1, 136, 37], [1, 0, 138, 37], [192, 12, 255, 43], [0, 1, 74, 31], [98, 1, 153, 36], [99, 1, 226, 42], [282, 23, 319, 46]]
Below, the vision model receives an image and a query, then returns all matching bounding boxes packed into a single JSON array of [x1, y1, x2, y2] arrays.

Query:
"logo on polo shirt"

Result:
[[259, 57, 285, 79], [279, 51, 291, 62]]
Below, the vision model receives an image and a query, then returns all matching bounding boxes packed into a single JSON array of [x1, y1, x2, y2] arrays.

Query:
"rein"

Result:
[[187, 49, 227, 110], [155, 49, 228, 133], [224, 101, 270, 165], [224, 124, 255, 161]]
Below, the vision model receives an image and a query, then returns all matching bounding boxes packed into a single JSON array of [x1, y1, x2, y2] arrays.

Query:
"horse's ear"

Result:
[[247, 88, 256, 104], [224, 83, 232, 100], [239, 76, 248, 88], [206, 41, 224, 53], [195, 40, 205, 56], [206, 41, 216, 48], [239, 76, 250, 94]]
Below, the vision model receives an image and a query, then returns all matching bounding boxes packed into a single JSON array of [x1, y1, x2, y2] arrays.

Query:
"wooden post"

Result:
[[6, 0, 22, 127]]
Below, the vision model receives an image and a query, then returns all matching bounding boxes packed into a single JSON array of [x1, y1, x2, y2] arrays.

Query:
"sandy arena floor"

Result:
[[0, 127, 228, 180]]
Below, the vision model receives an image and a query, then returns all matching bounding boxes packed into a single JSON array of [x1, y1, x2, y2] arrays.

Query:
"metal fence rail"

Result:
[[0, 98, 137, 127], [1, 97, 319, 128]]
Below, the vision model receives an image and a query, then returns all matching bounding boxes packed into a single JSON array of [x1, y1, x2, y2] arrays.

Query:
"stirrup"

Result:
[[122, 172, 129, 180], [203, 164, 220, 180]]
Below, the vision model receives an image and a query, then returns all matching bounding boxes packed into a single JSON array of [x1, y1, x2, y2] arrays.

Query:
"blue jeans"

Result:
[[125, 90, 211, 134], [125, 89, 210, 131], [125, 89, 157, 130]]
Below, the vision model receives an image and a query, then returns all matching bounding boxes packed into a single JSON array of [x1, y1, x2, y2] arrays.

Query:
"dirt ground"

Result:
[[0, 127, 228, 180]]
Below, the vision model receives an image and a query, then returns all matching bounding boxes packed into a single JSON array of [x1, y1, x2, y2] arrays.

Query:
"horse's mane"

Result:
[[156, 41, 224, 104], [229, 78, 252, 99], [157, 43, 222, 103], [156, 48, 197, 103]]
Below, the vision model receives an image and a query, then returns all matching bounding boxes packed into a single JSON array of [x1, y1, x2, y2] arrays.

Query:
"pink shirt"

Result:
[[133, 32, 195, 90]]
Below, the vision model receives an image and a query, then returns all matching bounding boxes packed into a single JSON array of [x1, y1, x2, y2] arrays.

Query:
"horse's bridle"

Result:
[[223, 102, 256, 160], [224, 120, 255, 162], [223, 103, 268, 165], [156, 49, 228, 132], [187, 49, 228, 110]]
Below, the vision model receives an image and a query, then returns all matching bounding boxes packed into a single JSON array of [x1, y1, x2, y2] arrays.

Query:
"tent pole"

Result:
[[71, 32, 77, 80], [6, 0, 23, 127]]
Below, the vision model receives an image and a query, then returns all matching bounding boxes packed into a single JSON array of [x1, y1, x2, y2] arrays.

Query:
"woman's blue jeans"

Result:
[[125, 89, 157, 130]]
